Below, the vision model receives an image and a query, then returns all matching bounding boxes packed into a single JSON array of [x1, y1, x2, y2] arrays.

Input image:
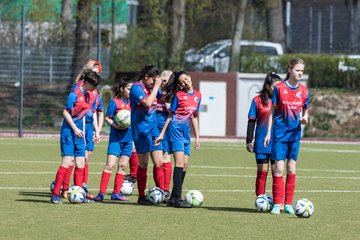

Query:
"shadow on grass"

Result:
[[204, 206, 258, 213], [15, 199, 51, 204], [18, 191, 50, 197]]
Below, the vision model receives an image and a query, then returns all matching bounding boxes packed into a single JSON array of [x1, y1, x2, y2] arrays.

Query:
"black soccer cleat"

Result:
[[174, 199, 191, 208], [137, 196, 152, 206]]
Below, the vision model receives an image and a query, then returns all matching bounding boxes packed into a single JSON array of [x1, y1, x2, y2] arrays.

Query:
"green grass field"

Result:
[[0, 138, 359, 239]]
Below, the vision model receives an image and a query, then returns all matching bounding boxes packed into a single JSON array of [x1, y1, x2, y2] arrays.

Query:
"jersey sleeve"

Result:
[[64, 92, 78, 111], [195, 94, 202, 113], [97, 95, 104, 112], [170, 95, 179, 113], [272, 85, 279, 106], [106, 99, 116, 118], [248, 99, 257, 120], [130, 84, 146, 106], [303, 88, 311, 109]]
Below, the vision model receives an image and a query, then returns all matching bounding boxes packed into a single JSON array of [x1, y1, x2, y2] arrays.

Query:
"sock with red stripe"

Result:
[[113, 173, 125, 194], [74, 167, 85, 187], [62, 164, 73, 190], [52, 166, 67, 196], [84, 163, 89, 185], [272, 175, 284, 204], [285, 173, 296, 204], [137, 166, 147, 197], [99, 171, 111, 194], [153, 165, 165, 190], [163, 162, 172, 191], [129, 152, 138, 178], [255, 171, 268, 196]]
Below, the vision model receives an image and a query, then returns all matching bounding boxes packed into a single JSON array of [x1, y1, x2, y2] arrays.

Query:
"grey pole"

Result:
[[18, 4, 25, 138], [309, 7, 313, 53], [285, 0, 291, 51], [329, 5, 333, 54], [317, 11, 322, 54], [97, 6, 101, 62]]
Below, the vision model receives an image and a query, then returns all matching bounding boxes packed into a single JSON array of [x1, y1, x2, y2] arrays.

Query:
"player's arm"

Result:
[[191, 114, 200, 150], [140, 77, 162, 108], [301, 107, 309, 124], [92, 111, 100, 143], [155, 113, 173, 146], [246, 119, 256, 153], [63, 109, 83, 138], [264, 105, 274, 148]]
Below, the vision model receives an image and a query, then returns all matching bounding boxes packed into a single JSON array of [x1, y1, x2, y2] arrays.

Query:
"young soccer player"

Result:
[[264, 58, 310, 214], [51, 71, 102, 204], [155, 70, 173, 201], [246, 72, 282, 197], [155, 71, 201, 208], [130, 65, 165, 205], [93, 76, 133, 202]]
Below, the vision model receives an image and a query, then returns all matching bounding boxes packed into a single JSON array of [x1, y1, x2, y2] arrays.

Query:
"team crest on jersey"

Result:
[[183, 96, 188, 100], [296, 92, 302, 98], [194, 97, 200, 103]]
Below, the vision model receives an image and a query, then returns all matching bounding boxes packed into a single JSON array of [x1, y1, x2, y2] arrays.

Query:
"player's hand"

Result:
[[264, 134, 270, 147], [194, 138, 200, 150], [154, 135, 163, 146], [246, 143, 253, 153], [154, 77, 162, 88], [301, 115, 309, 124], [93, 131, 100, 143], [74, 128, 84, 138]]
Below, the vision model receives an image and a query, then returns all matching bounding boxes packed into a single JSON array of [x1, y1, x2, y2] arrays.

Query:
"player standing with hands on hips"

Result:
[[246, 72, 282, 198], [264, 58, 310, 214]]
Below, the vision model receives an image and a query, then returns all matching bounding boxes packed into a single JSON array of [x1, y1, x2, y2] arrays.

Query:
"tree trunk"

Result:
[[229, 0, 247, 72], [71, 0, 94, 84], [346, 0, 360, 52], [167, 0, 186, 68], [265, 0, 285, 48], [61, 0, 73, 47]]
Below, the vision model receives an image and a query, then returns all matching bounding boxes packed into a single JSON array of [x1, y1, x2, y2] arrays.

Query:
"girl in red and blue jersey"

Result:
[[156, 71, 201, 208], [130, 65, 165, 205], [51, 72, 102, 204], [93, 76, 134, 202], [264, 58, 310, 214], [246, 72, 282, 198]]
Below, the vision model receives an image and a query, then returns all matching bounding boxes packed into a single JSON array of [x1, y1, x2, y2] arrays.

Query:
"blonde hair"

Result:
[[160, 70, 173, 80]]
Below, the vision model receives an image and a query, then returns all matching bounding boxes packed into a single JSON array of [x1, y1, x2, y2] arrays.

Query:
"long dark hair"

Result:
[[164, 71, 187, 102], [285, 58, 305, 80], [112, 75, 133, 98], [137, 65, 160, 81], [259, 72, 282, 107]]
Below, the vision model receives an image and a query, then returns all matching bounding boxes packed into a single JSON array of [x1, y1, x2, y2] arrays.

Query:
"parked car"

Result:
[[184, 39, 284, 72], [338, 55, 360, 72]]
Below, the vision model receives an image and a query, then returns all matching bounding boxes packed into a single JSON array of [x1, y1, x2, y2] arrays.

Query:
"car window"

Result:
[[241, 45, 278, 55], [199, 42, 226, 55]]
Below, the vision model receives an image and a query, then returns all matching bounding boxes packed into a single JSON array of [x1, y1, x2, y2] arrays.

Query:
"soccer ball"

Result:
[[147, 187, 164, 205], [120, 180, 134, 196], [255, 194, 273, 213], [49, 180, 62, 192], [68, 185, 86, 204], [185, 190, 204, 207], [294, 198, 314, 218], [115, 109, 131, 128]]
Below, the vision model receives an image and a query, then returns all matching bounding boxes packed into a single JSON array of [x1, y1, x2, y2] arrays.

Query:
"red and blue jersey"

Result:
[[271, 81, 310, 142], [166, 89, 201, 143], [106, 97, 132, 142], [248, 95, 272, 154], [129, 82, 159, 140], [63, 85, 91, 129], [153, 91, 169, 130]]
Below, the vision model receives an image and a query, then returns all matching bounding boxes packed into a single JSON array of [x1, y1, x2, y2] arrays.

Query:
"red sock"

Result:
[[113, 173, 125, 194], [153, 165, 165, 190], [137, 166, 147, 197], [52, 166, 67, 196], [84, 163, 89, 185], [74, 167, 85, 187], [99, 171, 111, 194], [285, 173, 296, 204], [129, 152, 138, 178], [62, 164, 73, 190], [255, 171, 268, 196], [163, 162, 173, 191], [272, 176, 284, 204]]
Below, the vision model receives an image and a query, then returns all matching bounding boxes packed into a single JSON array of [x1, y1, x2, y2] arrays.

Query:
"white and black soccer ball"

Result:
[[147, 187, 164, 205], [294, 198, 314, 218], [255, 194, 273, 213], [68, 185, 86, 204], [185, 190, 204, 207], [120, 180, 134, 196]]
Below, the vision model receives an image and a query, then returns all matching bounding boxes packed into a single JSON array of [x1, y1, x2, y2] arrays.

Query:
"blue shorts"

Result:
[[168, 141, 191, 156], [85, 123, 94, 151], [60, 128, 85, 157], [162, 139, 169, 153], [107, 141, 133, 157], [255, 153, 275, 164], [134, 133, 163, 153], [271, 140, 300, 161]]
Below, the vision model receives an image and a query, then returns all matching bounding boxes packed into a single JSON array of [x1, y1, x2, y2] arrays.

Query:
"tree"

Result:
[[265, 0, 285, 48], [229, 0, 247, 72], [71, 0, 94, 84], [345, 0, 360, 52], [167, 0, 186, 68], [61, 0, 73, 47]]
